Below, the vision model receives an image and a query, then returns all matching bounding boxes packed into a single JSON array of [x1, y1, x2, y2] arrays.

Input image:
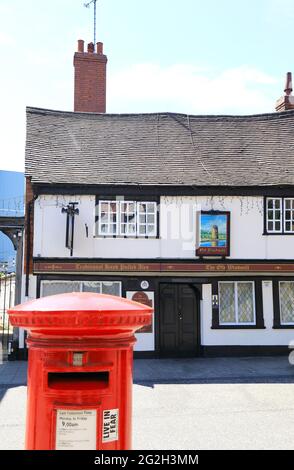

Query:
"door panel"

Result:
[[160, 285, 179, 352], [160, 283, 199, 357]]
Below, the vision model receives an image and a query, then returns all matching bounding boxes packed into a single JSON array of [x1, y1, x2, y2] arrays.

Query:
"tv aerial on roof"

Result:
[[84, 0, 98, 45]]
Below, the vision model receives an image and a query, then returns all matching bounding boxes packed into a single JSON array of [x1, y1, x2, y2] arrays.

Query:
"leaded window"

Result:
[[219, 281, 255, 325], [279, 281, 294, 325], [41, 281, 122, 298], [41, 281, 81, 297]]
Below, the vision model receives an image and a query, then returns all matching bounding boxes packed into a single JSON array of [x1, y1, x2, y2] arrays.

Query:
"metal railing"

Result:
[[0, 274, 15, 361]]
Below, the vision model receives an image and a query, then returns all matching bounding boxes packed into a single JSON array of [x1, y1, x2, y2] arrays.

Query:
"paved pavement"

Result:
[[1, 357, 294, 449]]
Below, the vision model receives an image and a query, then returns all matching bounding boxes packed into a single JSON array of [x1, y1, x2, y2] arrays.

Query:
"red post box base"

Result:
[[8, 293, 152, 450]]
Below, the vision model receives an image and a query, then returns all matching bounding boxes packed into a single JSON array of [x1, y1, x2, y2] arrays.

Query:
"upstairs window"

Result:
[[284, 199, 294, 233], [266, 198, 282, 233], [137, 202, 157, 237], [98, 201, 118, 236], [97, 199, 158, 238], [120, 201, 137, 236], [265, 197, 294, 234]]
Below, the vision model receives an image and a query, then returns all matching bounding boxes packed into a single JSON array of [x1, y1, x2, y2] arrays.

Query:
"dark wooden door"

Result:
[[159, 283, 199, 356]]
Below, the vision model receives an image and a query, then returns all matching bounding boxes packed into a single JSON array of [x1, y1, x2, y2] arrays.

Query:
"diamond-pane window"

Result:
[[219, 281, 255, 325], [219, 283, 235, 323], [237, 283, 255, 323], [279, 282, 294, 324]]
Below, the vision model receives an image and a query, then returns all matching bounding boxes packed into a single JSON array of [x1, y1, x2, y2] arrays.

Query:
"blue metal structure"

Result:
[[0, 171, 24, 272]]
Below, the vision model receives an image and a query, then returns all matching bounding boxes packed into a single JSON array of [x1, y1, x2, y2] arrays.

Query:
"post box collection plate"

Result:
[[56, 409, 97, 450]]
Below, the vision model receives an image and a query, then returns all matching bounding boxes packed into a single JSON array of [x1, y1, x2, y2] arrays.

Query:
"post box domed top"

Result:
[[8, 292, 153, 335]]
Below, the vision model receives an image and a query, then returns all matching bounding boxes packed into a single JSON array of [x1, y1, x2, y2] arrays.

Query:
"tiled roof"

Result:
[[25, 107, 294, 187]]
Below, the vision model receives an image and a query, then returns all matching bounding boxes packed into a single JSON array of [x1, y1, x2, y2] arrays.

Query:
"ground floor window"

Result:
[[279, 281, 294, 325], [218, 281, 256, 325], [40, 280, 122, 298]]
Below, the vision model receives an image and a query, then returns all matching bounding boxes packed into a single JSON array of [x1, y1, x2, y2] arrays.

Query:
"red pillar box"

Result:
[[8, 292, 152, 450]]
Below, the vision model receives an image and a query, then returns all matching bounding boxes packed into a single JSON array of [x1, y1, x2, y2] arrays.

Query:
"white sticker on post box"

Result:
[[56, 409, 97, 450], [102, 409, 119, 443]]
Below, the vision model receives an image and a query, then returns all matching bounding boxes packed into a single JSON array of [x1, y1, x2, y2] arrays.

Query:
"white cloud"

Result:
[[0, 32, 14, 46], [0, 62, 280, 172], [108, 63, 278, 115]]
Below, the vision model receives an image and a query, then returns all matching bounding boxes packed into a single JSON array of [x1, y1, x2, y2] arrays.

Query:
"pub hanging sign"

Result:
[[196, 211, 230, 257]]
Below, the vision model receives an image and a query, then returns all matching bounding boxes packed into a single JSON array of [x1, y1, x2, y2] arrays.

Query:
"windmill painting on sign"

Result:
[[196, 211, 230, 257]]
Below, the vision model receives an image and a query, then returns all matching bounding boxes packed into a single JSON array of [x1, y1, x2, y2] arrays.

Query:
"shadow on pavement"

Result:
[[133, 356, 294, 388], [0, 383, 26, 404], [0, 387, 6, 402], [134, 376, 294, 388]]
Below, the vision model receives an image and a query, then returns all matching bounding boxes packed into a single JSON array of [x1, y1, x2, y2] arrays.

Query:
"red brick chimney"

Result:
[[74, 39, 107, 113], [275, 72, 294, 112]]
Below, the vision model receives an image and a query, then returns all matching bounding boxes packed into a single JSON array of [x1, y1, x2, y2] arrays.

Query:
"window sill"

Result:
[[211, 325, 266, 330], [263, 232, 294, 236], [273, 325, 294, 329], [93, 236, 159, 240]]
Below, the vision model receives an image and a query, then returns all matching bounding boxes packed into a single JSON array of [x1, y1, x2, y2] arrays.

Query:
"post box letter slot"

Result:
[[48, 372, 109, 391]]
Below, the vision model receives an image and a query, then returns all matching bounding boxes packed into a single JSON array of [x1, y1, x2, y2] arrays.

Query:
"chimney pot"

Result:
[[275, 71, 294, 112], [77, 39, 84, 53], [87, 42, 95, 53], [96, 42, 103, 54], [284, 72, 293, 96]]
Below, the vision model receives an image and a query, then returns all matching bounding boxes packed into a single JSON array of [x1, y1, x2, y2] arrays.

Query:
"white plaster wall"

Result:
[[34, 194, 294, 260], [21, 274, 37, 303], [33, 195, 161, 259], [201, 283, 294, 346], [134, 307, 155, 352], [34, 195, 96, 258]]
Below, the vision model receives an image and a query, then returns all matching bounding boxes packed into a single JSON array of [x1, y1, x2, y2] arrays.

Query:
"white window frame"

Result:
[[218, 281, 256, 326], [98, 200, 118, 237], [41, 280, 122, 298], [119, 201, 137, 237], [97, 200, 157, 238], [137, 202, 157, 238], [283, 198, 294, 234], [279, 281, 294, 325], [266, 197, 282, 234]]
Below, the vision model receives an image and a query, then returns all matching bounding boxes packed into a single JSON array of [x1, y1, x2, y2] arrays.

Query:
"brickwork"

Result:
[[74, 41, 107, 113]]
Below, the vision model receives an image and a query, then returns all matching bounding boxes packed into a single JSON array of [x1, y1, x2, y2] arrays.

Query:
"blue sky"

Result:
[[0, 0, 293, 172]]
